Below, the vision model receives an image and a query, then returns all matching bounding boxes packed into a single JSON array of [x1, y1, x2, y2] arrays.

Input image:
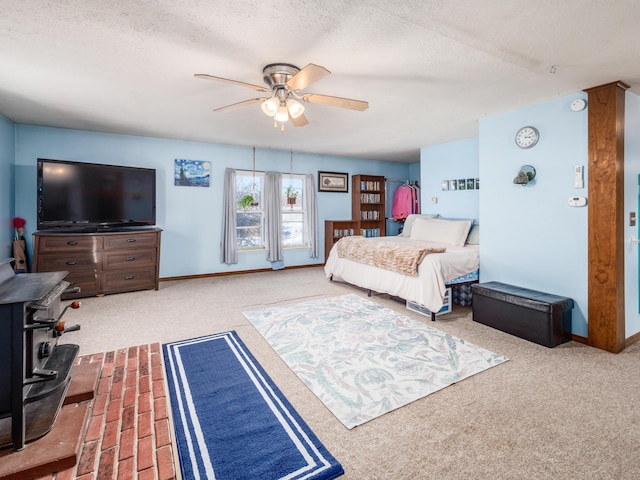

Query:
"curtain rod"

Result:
[[236, 168, 308, 176]]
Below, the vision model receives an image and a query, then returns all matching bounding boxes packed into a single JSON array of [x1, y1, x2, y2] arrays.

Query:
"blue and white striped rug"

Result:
[[163, 331, 344, 480]]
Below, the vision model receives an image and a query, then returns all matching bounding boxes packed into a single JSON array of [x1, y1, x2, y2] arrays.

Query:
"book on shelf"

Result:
[[360, 211, 380, 220], [334, 229, 355, 237], [360, 228, 381, 237], [359, 193, 381, 203], [360, 180, 381, 191]]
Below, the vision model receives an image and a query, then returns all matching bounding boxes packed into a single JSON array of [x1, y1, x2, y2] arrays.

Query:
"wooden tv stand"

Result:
[[32, 228, 161, 299]]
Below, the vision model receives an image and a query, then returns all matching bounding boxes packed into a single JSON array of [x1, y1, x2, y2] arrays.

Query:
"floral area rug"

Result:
[[243, 294, 508, 429]]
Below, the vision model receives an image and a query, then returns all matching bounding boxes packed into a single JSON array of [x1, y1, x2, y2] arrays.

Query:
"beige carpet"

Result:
[[60, 267, 640, 480]]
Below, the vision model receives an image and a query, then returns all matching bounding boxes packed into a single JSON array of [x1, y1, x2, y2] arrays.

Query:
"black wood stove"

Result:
[[0, 258, 81, 450]]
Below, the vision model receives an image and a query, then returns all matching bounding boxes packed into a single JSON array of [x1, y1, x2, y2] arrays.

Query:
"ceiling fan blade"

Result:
[[286, 64, 330, 92], [290, 113, 309, 127], [302, 93, 369, 111], [194, 74, 269, 93], [214, 97, 267, 112]]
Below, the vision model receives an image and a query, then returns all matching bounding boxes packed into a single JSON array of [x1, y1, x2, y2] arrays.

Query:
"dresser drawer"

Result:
[[33, 229, 161, 298], [62, 272, 100, 299], [103, 249, 157, 269], [36, 253, 99, 273], [102, 266, 157, 292], [103, 232, 158, 250], [36, 235, 102, 252]]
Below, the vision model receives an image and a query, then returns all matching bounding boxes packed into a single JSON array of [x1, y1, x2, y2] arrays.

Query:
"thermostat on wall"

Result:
[[568, 196, 587, 207]]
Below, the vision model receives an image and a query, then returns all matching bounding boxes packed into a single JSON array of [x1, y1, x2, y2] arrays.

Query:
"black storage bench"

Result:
[[471, 281, 574, 348]]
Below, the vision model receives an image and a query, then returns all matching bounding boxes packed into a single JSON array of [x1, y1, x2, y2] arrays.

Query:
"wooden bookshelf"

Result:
[[352, 174, 386, 238], [324, 219, 359, 263]]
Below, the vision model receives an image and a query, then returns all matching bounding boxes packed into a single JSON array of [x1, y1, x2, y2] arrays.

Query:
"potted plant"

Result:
[[285, 185, 298, 207], [239, 194, 256, 210]]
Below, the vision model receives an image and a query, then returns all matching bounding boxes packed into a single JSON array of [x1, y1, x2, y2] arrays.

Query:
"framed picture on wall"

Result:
[[450, 179, 458, 190], [476, 178, 480, 189], [442, 180, 449, 191], [467, 178, 475, 190], [318, 171, 349, 192], [458, 179, 466, 190], [174, 159, 211, 187]]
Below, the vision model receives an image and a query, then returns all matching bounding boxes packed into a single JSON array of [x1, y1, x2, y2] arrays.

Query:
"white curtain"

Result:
[[220, 168, 238, 264], [264, 171, 283, 262], [306, 174, 319, 258]]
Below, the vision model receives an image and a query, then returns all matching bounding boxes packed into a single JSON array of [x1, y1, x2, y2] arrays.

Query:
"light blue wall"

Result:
[[420, 137, 479, 221], [408, 162, 421, 184], [479, 93, 589, 336], [420, 95, 590, 336], [0, 114, 15, 258], [14, 125, 410, 278], [624, 92, 640, 337]]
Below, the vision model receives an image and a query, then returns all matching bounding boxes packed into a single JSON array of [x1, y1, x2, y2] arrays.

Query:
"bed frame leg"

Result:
[[368, 289, 372, 297], [431, 312, 436, 322]]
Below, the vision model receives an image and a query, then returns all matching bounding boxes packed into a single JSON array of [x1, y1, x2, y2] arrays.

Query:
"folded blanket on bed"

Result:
[[336, 236, 446, 276]]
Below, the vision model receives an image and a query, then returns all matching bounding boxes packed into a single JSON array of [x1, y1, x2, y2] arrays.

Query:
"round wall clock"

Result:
[[515, 126, 539, 149]]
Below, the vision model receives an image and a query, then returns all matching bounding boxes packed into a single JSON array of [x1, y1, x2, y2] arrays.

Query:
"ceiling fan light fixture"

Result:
[[261, 97, 278, 117], [287, 99, 305, 119], [275, 103, 289, 122], [198, 62, 368, 127]]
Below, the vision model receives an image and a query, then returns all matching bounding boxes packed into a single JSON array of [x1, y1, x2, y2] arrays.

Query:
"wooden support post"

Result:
[[585, 81, 629, 353]]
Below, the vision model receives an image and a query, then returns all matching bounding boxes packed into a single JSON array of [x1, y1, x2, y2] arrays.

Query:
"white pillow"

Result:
[[410, 218, 472, 247], [466, 224, 479, 245], [399, 213, 439, 237]]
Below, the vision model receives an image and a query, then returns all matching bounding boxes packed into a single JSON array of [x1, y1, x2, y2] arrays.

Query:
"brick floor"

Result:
[[40, 343, 177, 480]]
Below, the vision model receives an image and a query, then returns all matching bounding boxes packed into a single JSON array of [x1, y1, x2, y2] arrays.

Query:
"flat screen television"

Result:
[[37, 158, 156, 231]]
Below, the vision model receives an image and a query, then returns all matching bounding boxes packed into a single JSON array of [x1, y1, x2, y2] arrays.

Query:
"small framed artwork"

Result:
[[466, 178, 475, 190], [175, 159, 211, 187], [450, 179, 458, 191], [318, 171, 349, 192], [441, 180, 449, 191], [458, 179, 466, 190], [475, 178, 480, 189]]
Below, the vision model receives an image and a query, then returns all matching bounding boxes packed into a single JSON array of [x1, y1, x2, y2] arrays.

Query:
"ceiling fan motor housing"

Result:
[[262, 63, 300, 90]]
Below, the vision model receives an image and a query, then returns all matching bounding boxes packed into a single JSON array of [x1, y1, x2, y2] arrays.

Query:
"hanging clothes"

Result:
[[391, 182, 421, 219], [410, 183, 420, 214], [392, 184, 414, 219]]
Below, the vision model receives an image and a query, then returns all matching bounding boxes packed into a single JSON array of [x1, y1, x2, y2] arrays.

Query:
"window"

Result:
[[236, 172, 309, 250], [236, 172, 264, 249], [282, 175, 308, 248]]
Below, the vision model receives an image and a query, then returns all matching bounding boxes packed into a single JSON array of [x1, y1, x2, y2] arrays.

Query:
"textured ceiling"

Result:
[[1, 1, 639, 163]]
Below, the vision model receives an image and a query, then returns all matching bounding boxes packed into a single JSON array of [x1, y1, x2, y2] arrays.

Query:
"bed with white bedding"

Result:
[[324, 216, 479, 315]]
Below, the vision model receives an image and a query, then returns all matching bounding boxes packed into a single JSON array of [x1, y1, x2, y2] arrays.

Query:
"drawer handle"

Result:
[[127, 238, 136, 243], [126, 256, 135, 261], [67, 241, 78, 245], [125, 275, 135, 280], [66, 261, 77, 266]]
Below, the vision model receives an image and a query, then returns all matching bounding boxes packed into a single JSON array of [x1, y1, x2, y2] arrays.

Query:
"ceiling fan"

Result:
[[194, 63, 369, 130]]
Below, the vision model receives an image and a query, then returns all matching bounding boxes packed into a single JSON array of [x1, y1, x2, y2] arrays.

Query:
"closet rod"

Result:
[[386, 178, 419, 185]]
